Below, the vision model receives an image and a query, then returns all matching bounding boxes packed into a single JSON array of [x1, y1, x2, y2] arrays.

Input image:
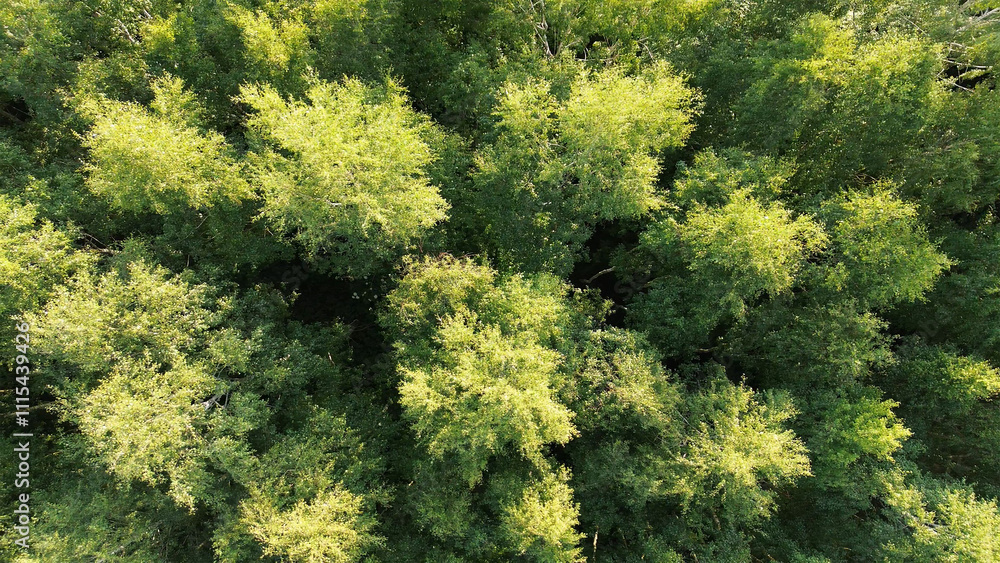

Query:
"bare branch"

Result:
[[201, 393, 225, 411]]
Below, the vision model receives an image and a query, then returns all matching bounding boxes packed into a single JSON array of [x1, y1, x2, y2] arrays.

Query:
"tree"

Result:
[[627, 188, 826, 358], [729, 14, 941, 195], [23, 448, 213, 563], [461, 62, 698, 275], [7, 0, 1000, 560], [80, 76, 284, 271], [0, 195, 90, 336], [667, 372, 811, 560], [82, 76, 249, 215], [27, 253, 387, 560], [883, 341, 1000, 496], [31, 260, 248, 508], [817, 186, 951, 309], [236, 409, 385, 563], [241, 77, 448, 277], [380, 256, 584, 560]]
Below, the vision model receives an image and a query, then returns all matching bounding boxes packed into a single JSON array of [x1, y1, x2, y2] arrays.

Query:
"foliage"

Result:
[[461, 62, 699, 274], [628, 189, 826, 357], [818, 186, 952, 308], [4, 0, 1000, 560], [241, 77, 448, 277], [0, 195, 91, 334]]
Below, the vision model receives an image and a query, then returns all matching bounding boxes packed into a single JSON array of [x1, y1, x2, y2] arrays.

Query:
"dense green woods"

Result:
[[2, 0, 1000, 560]]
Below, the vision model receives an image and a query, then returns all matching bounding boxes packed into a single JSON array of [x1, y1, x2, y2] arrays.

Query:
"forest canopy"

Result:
[[2, 0, 1000, 561]]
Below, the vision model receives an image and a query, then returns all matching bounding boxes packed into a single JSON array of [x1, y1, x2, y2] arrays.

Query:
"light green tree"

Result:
[[0, 195, 91, 331], [381, 255, 584, 560], [628, 188, 826, 357], [463, 62, 699, 274], [80, 76, 283, 271], [818, 186, 951, 308], [241, 77, 448, 277]]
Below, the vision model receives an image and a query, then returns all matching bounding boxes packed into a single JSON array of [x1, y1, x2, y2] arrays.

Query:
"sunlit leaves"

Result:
[[0, 195, 90, 322], [77, 358, 217, 508], [399, 317, 573, 481], [630, 190, 826, 356], [384, 256, 575, 483], [381, 256, 585, 558], [885, 479, 1000, 562], [466, 62, 699, 274], [500, 466, 584, 562], [32, 260, 214, 376], [669, 148, 793, 208], [885, 342, 1000, 491], [671, 376, 811, 528], [806, 390, 911, 490], [732, 14, 940, 193], [820, 186, 951, 308], [679, 191, 826, 303], [82, 77, 250, 214], [560, 62, 699, 220], [242, 486, 380, 563], [241, 77, 448, 277], [238, 409, 385, 563]]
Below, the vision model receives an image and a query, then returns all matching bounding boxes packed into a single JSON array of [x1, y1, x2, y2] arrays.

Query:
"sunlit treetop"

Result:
[[241, 76, 449, 277]]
